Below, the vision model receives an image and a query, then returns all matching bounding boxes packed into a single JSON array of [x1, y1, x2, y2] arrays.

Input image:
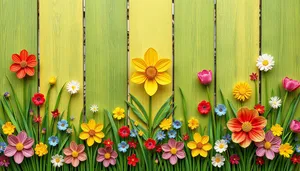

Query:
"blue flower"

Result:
[[172, 120, 182, 129], [156, 131, 166, 141], [222, 134, 231, 144], [130, 129, 138, 138], [296, 144, 300, 153], [118, 141, 129, 153], [215, 104, 227, 116], [57, 119, 68, 131], [168, 130, 177, 139], [0, 142, 7, 153], [48, 136, 59, 146]]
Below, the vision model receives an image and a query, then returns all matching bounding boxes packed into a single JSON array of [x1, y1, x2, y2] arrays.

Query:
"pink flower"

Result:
[[255, 131, 281, 160], [0, 155, 10, 167], [282, 77, 300, 92], [197, 70, 212, 85], [4, 131, 34, 164], [161, 139, 185, 165], [290, 120, 300, 133], [96, 147, 118, 167], [63, 141, 87, 167]]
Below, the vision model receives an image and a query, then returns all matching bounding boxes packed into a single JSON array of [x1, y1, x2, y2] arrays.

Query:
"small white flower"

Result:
[[214, 139, 228, 153], [269, 96, 282, 109], [51, 154, 64, 167], [256, 54, 275, 72], [66, 80, 80, 94], [212, 153, 225, 168], [90, 104, 99, 113]]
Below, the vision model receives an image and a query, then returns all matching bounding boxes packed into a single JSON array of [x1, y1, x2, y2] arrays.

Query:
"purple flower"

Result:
[[255, 131, 281, 160], [161, 139, 185, 165]]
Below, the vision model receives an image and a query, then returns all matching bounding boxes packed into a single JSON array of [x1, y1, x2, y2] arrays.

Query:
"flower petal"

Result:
[[95, 124, 104, 132], [87, 137, 95, 146], [237, 108, 257, 123], [239, 135, 252, 148], [93, 136, 102, 143], [266, 150, 275, 160], [144, 48, 158, 66], [110, 158, 116, 165], [202, 143, 212, 151], [255, 141, 265, 148], [162, 152, 172, 159], [103, 159, 110, 167], [22, 148, 34, 157], [12, 54, 21, 63], [176, 142, 184, 150], [256, 147, 266, 157], [199, 149, 208, 157], [168, 139, 176, 148], [111, 151, 118, 158], [23, 138, 34, 149], [77, 144, 85, 153], [64, 156, 73, 164], [95, 132, 105, 139], [201, 136, 209, 144], [232, 132, 246, 143], [25, 67, 35, 76], [7, 135, 19, 146], [193, 133, 202, 143], [227, 118, 242, 132], [144, 79, 158, 96], [249, 129, 265, 142], [26, 55, 37, 67], [10, 64, 21, 72], [271, 136, 281, 146], [187, 141, 197, 150], [191, 149, 200, 157], [162, 144, 170, 152], [72, 158, 80, 167], [270, 144, 280, 153], [14, 151, 24, 164], [81, 123, 90, 132], [16, 69, 26, 79], [176, 150, 185, 159], [264, 131, 274, 142], [170, 155, 178, 165], [70, 141, 78, 151], [131, 72, 147, 84], [155, 72, 171, 85], [97, 155, 105, 162], [79, 132, 90, 140], [20, 49, 28, 61], [78, 152, 87, 161], [155, 59, 171, 72], [251, 116, 267, 129], [17, 131, 28, 144], [88, 119, 96, 130], [132, 58, 147, 72], [4, 146, 17, 157], [64, 148, 73, 156]]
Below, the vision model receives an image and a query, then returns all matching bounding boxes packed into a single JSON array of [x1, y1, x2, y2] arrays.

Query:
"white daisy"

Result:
[[256, 54, 275, 72], [212, 153, 225, 168], [269, 96, 282, 109], [90, 104, 99, 113], [51, 154, 64, 167], [66, 80, 80, 94], [214, 139, 228, 153]]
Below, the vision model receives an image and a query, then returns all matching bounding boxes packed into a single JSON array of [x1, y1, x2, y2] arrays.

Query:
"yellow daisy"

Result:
[[112, 107, 125, 120], [131, 48, 171, 96], [159, 118, 172, 131], [279, 143, 293, 158], [233, 82, 252, 101], [79, 119, 105, 146], [188, 118, 199, 130], [2, 122, 15, 135], [271, 124, 283, 136], [35, 142, 48, 157], [187, 133, 212, 157], [138, 130, 144, 136]]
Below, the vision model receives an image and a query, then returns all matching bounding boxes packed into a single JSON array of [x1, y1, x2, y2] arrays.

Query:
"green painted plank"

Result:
[[0, 1, 37, 121], [85, 0, 127, 122], [174, 0, 214, 132], [262, 0, 300, 119], [217, 0, 260, 111]]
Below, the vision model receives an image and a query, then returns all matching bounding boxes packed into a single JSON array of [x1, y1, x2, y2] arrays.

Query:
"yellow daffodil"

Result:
[[188, 118, 199, 130], [159, 118, 172, 131], [271, 124, 283, 136], [279, 143, 293, 158], [35, 142, 48, 157], [233, 82, 252, 101], [138, 130, 144, 136], [187, 133, 212, 157], [131, 48, 171, 96], [79, 119, 105, 146], [113, 107, 125, 120], [49, 76, 57, 85], [2, 122, 15, 135]]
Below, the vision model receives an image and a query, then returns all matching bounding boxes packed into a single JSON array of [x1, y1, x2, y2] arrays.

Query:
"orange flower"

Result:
[[227, 108, 267, 148], [10, 49, 37, 79]]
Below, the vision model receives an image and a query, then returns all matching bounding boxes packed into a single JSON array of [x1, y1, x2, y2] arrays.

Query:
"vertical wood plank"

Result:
[[0, 0, 37, 120], [262, 0, 300, 118], [85, 0, 127, 121], [40, 0, 83, 128], [129, 0, 172, 119], [217, 0, 259, 110], [174, 0, 214, 130]]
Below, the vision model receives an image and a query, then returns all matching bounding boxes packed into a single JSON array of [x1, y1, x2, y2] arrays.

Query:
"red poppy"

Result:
[[10, 49, 37, 79], [32, 93, 45, 106], [256, 157, 264, 165], [183, 133, 189, 141], [250, 72, 258, 81], [155, 145, 162, 153], [118, 126, 130, 138], [128, 141, 137, 149], [291, 154, 300, 164], [103, 139, 114, 148], [254, 104, 265, 115], [127, 154, 139, 166], [144, 138, 156, 150], [51, 109, 60, 118], [33, 116, 42, 124], [230, 154, 240, 165], [197, 100, 211, 115]]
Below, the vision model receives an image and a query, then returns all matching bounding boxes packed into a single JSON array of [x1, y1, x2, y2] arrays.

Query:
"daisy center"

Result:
[[242, 122, 252, 132], [219, 144, 224, 149], [104, 153, 111, 159], [16, 143, 24, 151], [89, 130, 96, 136], [145, 66, 157, 79], [72, 151, 79, 158], [55, 158, 60, 163], [262, 60, 269, 66], [215, 157, 221, 163], [71, 86, 76, 90], [20, 61, 27, 68], [264, 141, 272, 149], [197, 142, 203, 149], [239, 88, 246, 95], [170, 147, 177, 154]]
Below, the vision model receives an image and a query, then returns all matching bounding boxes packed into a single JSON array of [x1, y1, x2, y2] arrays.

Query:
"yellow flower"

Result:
[[134, 121, 139, 126], [138, 130, 144, 136], [279, 143, 294, 158], [187, 133, 212, 157], [49, 76, 57, 85], [233, 82, 252, 101], [2, 122, 15, 135], [131, 48, 171, 96], [271, 124, 283, 136], [188, 118, 199, 130], [113, 107, 125, 120], [159, 118, 172, 131], [35, 142, 48, 157], [79, 119, 105, 146]]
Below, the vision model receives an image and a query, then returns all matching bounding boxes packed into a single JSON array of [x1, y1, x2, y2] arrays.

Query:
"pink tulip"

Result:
[[282, 77, 300, 92], [198, 70, 212, 85], [290, 120, 300, 133]]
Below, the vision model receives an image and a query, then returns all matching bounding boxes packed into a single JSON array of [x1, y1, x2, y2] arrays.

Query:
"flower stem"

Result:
[[149, 96, 152, 137], [206, 86, 216, 138], [276, 91, 288, 123]]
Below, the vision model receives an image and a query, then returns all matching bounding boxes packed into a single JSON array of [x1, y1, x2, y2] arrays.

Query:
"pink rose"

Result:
[[290, 120, 300, 133], [282, 77, 300, 92], [198, 70, 212, 85]]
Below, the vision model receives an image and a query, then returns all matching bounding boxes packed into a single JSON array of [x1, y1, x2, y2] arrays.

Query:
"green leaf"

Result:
[[105, 109, 120, 144], [6, 76, 23, 116], [179, 88, 189, 134], [58, 135, 70, 153], [227, 100, 237, 117], [126, 101, 147, 124], [153, 95, 173, 121], [130, 94, 148, 120], [283, 93, 300, 132], [152, 105, 176, 129], [54, 83, 66, 110], [1, 98, 21, 132]]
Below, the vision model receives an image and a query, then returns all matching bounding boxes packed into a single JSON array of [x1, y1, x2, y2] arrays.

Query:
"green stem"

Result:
[[276, 91, 288, 123], [206, 86, 216, 136], [148, 96, 152, 137]]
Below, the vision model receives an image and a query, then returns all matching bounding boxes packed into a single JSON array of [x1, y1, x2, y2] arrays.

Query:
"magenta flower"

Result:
[[4, 131, 34, 164], [161, 139, 185, 165], [255, 131, 281, 160], [282, 77, 300, 92], [97, 147, 118, 167], [198, 70, 212, 85], [0, 155, 10, 167], [290, 120, 300, 133]]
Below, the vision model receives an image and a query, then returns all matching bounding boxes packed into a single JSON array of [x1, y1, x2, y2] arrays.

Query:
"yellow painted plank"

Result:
[[129, 0, 172, 120], [39, 0, 83, 130]]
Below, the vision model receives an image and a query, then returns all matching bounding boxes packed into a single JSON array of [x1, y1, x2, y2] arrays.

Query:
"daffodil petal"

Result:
[[81, 123, 90, 132], [202, 143, 212, 151], [79, 132, 89, 140], [132, 58, 148, 72], [144, 48, 158, 66], [199, 149, 208, 157], [144, 79, 158, 96], [155, 72, 171, 85], [95, 132, 105, 138], [191, 149, 201, 157], [155, 59, 171, 72], [95, 124, 104, 132], [187, 141, 197, 150], [87, 137, 94, 146], [201, 136, 209, 144], [93, 136, 102, 143], [193, 133, 202, 143], [131, 72, 147, 84], [88, 119, 96, 130]]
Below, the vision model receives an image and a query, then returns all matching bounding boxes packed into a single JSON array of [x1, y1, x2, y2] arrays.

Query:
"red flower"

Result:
[[250, 73, 258, 81], [10, 49, 37, 79], [32, 93, 45, 106], [144, 138, 156, 150], [118, 126, 130, 138], [291, 154, 300, 164], [197, 100, 211, 115], [183, 133, 189, 141], [33, 116, 42, 124], [128, 141, 137, 149], [155, 145, 162, 153], [254, 104, 265, 115], [230, 154, 240, 165], [51, 109, 60, 118], [256, 157, 264, 165], [127, 154, 139, 166], [103, 139, 114, 148]]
